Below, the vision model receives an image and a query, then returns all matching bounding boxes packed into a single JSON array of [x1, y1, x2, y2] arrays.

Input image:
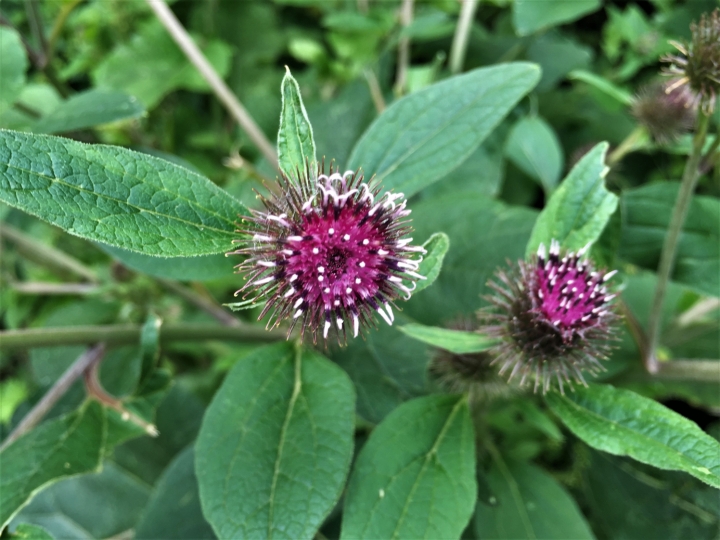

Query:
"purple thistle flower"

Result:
[[480, 240, 619, 394], [229, 165, 426, 343]]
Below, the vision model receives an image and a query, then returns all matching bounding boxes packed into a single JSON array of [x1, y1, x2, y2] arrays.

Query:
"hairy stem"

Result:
[[449, 0, 479, 75], [0, 344, 106, 451], [145, 0, 278, 167], [653, 360, 720, 382], [0, 322, 287, 350], [645, 111, 711, 373], [394, 0, 414, 96]]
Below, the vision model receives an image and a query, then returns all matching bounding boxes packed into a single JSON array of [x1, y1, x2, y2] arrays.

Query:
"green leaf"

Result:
[[0, 130, 247, 256], [568, 70, 634, 106], [415, 232, 449, 295], [277, 68, 316, 180], [398, 323, 496, 354], [341, 395, 476, 539], [0, 28, 28, 115], [618, 182, 719, 297], [12, 524, 54, 540], [526, 33, 593, 92], [140, 313, 162, 382], [474, 460, 594, 539], [526, 142, 618, 257], [513, 0, 602, 36], [546, 384, 720, 488], [11, 462, 150, 539], [195, 342, 355, 539], [505, 116, 564, 195], [33, 89, 145, 134], [135, 446, 215, 540], [0, 401, 105, 528], [348, 63, 540, 198]]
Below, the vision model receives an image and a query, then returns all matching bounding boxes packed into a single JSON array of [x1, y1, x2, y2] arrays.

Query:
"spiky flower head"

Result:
[[631, 81, 697, 143], [429, 318, 517, 404], [662, 9, 720, 114], [230, 165, 426, 343], [480, 240, 618, 394]]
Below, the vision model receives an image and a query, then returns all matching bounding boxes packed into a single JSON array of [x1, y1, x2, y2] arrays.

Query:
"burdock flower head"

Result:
[[631, 81, 696, 143], [230, 165, 426, 343], [481, 240, 618, 394], [663, 9, 720, 114]]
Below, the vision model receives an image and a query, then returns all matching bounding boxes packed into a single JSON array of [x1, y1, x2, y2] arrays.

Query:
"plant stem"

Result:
[[653, 360, 720, 382], [364, 68, 386, 113], [0, 344, 106, 451], [645, 111, 711, 373], [394, 0, 414, 96], [449, 0, 479, 75], [11, 281, 99, 295], [0, 322, 287, 351], [145, 0, 278, 168], [47, 0, 83, 61], [607, 126, 647, 167], [156, 278, 238, 327]]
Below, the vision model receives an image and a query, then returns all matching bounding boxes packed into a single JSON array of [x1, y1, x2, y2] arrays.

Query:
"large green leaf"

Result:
[[0, 130, 247, 257], [0, 27, 28, 115], [526, 142, 618, 257], [195, 342, 355, 539], [348, 63, 540, 198], [505, 116, 564, 195], [618, 182, 719, 297], [277, 69, 316, 179], [341, 395, 476, 539], [474, 461, 594, 539], [513, 0, 602, 36], [546, 384, 720, 488], [33, 89, 145, 134], [135, 446, 215, 540], [0, 402, 105, 528], [398, 323, 496, 354]]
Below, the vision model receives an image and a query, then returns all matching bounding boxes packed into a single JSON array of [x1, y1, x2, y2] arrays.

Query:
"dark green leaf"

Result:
[[474, 460, 594, 539], [33, 90, 145, 134], [505, 116, 564, 194], [11, 524, 54, 540], [341, 395, 476, 539], [398, 323, 496, 354], [513, 0, 602, 36], [196, 342, 355, 539], [527, 33, 593, 92], [0, 130, 246, 256], [526, 142, 618, 257], [277, 69, 316, 179], [546, 384, 720, 488], [135, 446, 215, 540], [0, 402, 105, 528], [618, 182, 719, 297], [415, 232, 449, 295], [0, 28, 27, 115], [348, 63, 540, 198]]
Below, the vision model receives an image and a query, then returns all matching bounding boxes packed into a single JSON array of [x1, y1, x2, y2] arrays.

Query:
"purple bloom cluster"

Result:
[[481, 240, 618, 393], [231, 166, 426, 343]]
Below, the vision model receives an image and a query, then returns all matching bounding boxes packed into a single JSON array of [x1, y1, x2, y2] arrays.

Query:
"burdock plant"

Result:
[[481, 240, 618, 394], [230, 166, 426, 343]]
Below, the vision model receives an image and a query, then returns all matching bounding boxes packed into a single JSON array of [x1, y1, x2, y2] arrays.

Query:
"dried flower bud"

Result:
[[480, 240, 619, 394], [230, 165, 426, 343], [631, 81, 697, 143], [429, 318, 517, 404], [663, 9, 720, 114]]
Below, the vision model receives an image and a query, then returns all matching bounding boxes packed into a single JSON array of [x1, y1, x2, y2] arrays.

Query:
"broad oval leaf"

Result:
[[277, 69, 316, 180], [33, 89, 145, 134], [341, 395, 476, 540], [195, 342, 355, 539], [526, 142, 618, 257], [546, 384, 720, 488], [475, 460, 595, 539], [505, 116, 564, 195], [0, 130, 247, 257], [398, 323, 496, 354], [414, 232, 449, 295], [0, 401, 105, 528], [513, 0, 601, 36], [348, 63, 540, 198]]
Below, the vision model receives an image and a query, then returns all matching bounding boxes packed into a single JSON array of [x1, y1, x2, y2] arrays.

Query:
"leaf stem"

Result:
[[607, 126, 647, 167], [0, 344, 106, 451], [0, 322, 287, 351], [156, 278, 238, 327], [645, 111, 711, 373], [653, 360, 720, 382], [449, 0, 479, 75], [394, 0, 414, 96], [144, 0, 278, 167], [364, 68, 386, 114]]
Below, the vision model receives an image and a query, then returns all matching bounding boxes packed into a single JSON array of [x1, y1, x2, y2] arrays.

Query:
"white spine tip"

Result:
[[294, 309, 303, 319]]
